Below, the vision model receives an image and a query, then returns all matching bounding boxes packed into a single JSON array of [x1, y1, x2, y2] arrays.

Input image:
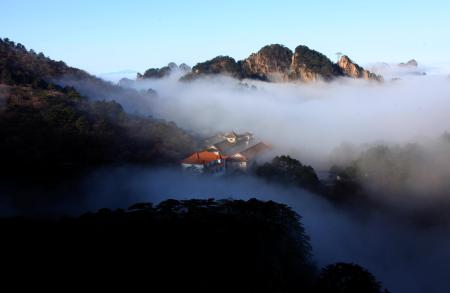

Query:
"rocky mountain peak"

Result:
[[181, 44, 383, 83], [180, 56, 242, 81], [338, 55, 382, 81], [338, 55, 361, 77], [193, 56, 239, 75], [290, 45, 339, 82], [138, 62, 191, 79], [241, 44, 293, 81], [399, 59, 418, 67]]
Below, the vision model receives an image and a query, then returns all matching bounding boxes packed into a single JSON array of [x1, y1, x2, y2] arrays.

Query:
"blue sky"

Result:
[[1, 0, 449, 73]]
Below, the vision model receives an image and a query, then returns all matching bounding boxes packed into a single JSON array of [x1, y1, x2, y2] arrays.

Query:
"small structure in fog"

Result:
[[226, 153, 248, 173], [237, 142, 271, 161], [223, 131, 252, 144], [182, 131, 270, 175], [211, 131, 253, 155], [181, 149, 226, 175], [205, 131, 253, 152]]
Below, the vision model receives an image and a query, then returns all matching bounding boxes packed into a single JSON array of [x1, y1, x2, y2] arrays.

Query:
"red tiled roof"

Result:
[[181, 151, 224, 165]]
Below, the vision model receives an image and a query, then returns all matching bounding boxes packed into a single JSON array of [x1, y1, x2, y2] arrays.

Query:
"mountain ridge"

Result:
[[175, 44, 383, 82], [0, 37, 199, 176]]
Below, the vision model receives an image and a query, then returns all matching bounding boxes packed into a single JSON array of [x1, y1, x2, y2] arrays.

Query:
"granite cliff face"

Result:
[[182, 44, 382, 83], [241, 44, 293, 81], [338, 55, 382, 81], [289, 45, 342, 82]]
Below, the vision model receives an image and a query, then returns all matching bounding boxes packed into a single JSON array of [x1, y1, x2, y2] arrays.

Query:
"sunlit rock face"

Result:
[[338, 55, 382, 81], [241, 44, 293, 82], [338, 55, 363, 78], [289, 45, 340, 82], [291, 64, 320, 82]]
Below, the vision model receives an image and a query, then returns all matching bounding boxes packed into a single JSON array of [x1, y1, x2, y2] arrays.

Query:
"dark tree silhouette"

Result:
[[315, 263, 386, 293], [0, 198, 317, 292], [255, 155, 322, 192]]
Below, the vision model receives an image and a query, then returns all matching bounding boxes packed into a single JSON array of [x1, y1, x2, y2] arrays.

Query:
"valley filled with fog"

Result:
[[119, 68, 450, 293], [115, 67, 450, 203], [1, 36, 450, 292]]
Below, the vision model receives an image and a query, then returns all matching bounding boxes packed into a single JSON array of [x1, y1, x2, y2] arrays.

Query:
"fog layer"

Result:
[[124, 74, 450, 163]]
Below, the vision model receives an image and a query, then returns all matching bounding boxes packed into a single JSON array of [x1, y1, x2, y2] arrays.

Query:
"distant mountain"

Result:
[[369, 59, 426, 80], [97, 69, 139, 83], [182, 44, 382, 82], [0, 38, 162, 113], [138, 62, 191, 79], [0, 38, 199, 177], [399, 59, 418, 67]]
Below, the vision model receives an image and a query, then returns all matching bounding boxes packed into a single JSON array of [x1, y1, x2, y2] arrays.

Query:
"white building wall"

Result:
[[182, 163, 205, 173]]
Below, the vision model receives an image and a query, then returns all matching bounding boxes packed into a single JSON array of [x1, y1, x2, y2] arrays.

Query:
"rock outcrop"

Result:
[[290, 45, 341, 82], [138, 62, 191, 79], [241, 44, 293, 81], [182, 56, 242, 80], [338, 55, 382, 81], [183, 44, 382, 83]]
